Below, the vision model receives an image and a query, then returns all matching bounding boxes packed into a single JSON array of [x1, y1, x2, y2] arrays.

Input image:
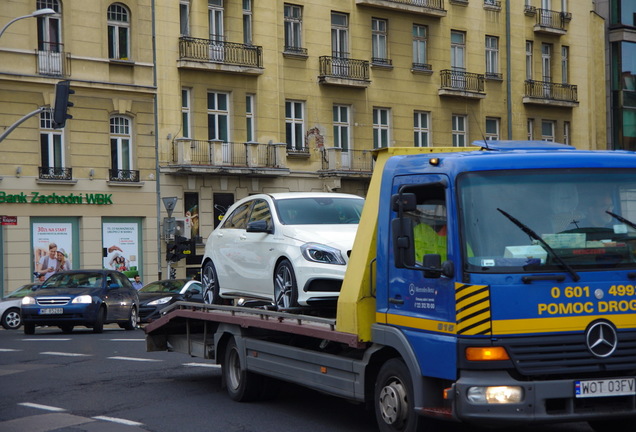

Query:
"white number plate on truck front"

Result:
[[575, 378, 635, 398], [39, 308, 63, 315]]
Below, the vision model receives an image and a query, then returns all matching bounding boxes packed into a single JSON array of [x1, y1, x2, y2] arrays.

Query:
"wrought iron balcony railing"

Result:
[[524, 80, 578, 102], [535, 9, 570, 31], [36, 49, 71, 77], [440, 69, 485, 93], [109, 169, 140, 182], [319, 56, 370, 81], [39, 166, 72, 181], [179, 37, 263, 68], [321, 148, 373, 174], [171, 139, 283, 168]]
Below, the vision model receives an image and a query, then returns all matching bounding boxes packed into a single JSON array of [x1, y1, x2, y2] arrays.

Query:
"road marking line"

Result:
[[18, 402, 66, 412], [183, 362, 221, 368], [93, 415, 144, 427], [106, 339, 145, 342], [22, 338, 72, 341], [108, 356, 161, 362], [41, 352, 90, 357], [0, 348, 19, 352]]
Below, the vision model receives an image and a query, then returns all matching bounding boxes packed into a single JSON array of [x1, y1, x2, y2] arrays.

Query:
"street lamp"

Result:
[[0, 8, 56, 40]]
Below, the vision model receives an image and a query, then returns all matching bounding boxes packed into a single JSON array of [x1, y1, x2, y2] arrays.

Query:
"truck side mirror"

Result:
[[391, 193, 417, 212], [423, 254, 442, 278], [392, 217, 416, 268]]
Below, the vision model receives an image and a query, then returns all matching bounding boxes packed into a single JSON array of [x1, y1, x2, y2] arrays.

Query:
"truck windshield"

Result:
[[459, 169, 636, 273]]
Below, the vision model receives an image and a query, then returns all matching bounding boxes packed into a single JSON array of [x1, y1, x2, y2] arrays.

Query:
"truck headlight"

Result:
[[467, 386, 523, 404], [301, 243, 346, 265], [22, 296, 35, 305], [72, 295, 93, 304]]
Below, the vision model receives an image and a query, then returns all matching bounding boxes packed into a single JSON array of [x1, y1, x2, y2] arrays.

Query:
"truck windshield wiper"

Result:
[[497, 208, 580, 282], [607, 211, 636, 231]]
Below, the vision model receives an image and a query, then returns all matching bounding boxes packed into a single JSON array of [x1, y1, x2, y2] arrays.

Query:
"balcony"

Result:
[[523, 80, 579, 107], [320, 148, 373, 177], [36, 47, 71, 77], [318, 56, 371, 88], [532, 9, 570, 35], [483, 0, 501, 11], [109, 169, 140, 183], [439, 69, 486, 99], [178, 37, 264, 75], [355, 0, 447, 17], [168, 139, 289, 176], [38, 166, 72, 181]]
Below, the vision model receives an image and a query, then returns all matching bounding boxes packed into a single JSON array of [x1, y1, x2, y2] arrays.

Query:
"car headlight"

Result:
[[72, 295, 93, 304], [22, 296, 35, 305], [301, 243, 346, 265], [148, 297, 172, 306]]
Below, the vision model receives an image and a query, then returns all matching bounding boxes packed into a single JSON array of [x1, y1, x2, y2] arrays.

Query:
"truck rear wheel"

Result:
[[223, 337, 263, 402], [375, 358, 421, 432]]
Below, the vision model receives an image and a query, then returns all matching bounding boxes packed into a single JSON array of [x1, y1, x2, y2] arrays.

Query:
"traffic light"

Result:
[[53, 80, 74, 129], [166, 236, 194, 262]]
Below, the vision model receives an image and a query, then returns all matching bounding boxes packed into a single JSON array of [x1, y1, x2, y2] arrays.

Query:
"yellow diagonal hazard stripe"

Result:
[[456, 283, 492, 335]]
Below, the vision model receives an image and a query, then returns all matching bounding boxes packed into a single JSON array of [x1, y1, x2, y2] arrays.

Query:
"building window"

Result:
[[284, 4, 303, 53], [209, 0, 224, 42], [110, 115, 132, 172], [182, 88, 191, 139], [452, 114, 467, 147], [371, 18, 389, 64], [485, 36, 499, 78], [611, 0, 636, 26], [333, 105, 350, 151], [414, 111, 430, 147], [246, 94, 255, 142], [451, 31, 465, 71], [542, 43, 552, 81], [486, 117, 500, 140], [561, 46, 569, 83], [331, 12, 349, 58], [525, 41, 533, 80], [40, 110, 64, 170], [243, 0, 252, 45], [37, 0, 61, 52], [107, 3, 130, 60], [373, 108, 390, 149], [285, 100, 304, 151], [207, 92, 229, 142], [541, 120, 555, 142], [180, 0, 190, 36], [412, 24, 428, 69], [527, 118, 534, 140], [563, 121, 570, 145]]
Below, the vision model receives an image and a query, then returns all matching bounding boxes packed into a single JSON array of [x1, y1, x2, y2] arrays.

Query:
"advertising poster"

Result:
[[102, 221, 140, 278], [32, 222, 74, 282]]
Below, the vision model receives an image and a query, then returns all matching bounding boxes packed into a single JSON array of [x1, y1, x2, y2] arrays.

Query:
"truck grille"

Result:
[[37, 297, 71, 306], [505, 332, 636, 377]]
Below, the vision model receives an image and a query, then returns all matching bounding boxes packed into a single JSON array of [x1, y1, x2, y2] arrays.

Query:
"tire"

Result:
[[375, 358, 421, 432], [202, 261, 222, 304], [24, 322, 35, 335], [588, 418, 635, 432], [274, 259, 298, 309], [60, 324, 74, 333], [92, 307, 105, 333], [1, 308, 21, 330], [122, 306, 138, 330], [223, 337, 263, 402]]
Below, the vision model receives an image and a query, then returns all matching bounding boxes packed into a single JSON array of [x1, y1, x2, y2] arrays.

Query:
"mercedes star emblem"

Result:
[[586, 321, 618, 358]]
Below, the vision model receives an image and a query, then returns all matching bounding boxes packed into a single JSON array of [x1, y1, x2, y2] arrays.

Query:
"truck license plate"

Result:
[[575, 378, 635, 398], [39, 308, 63, 315]]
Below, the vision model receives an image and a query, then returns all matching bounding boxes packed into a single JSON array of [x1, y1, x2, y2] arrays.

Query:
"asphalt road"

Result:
[[0, 325, 595, 432]]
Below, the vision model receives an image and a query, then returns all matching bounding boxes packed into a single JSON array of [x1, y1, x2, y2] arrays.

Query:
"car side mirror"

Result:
[[246, 220, 272, 234], [108, 283, 121, 290], [184, 291, 193, 299]]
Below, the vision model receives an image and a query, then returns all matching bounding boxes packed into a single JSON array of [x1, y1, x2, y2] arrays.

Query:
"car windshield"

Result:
[[5, 285, 34, 299], [139, 280, 186, 293], [459, 169, 636, 273], [41, 273, 104, 289], [276, 197, 364, 225]]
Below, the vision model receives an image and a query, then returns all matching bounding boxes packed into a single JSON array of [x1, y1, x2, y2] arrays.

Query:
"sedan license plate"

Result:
[[575, 378, 635, 398], [39, 308, 63, 315]]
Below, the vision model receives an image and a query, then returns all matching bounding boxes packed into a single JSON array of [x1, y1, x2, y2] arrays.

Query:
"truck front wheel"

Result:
[[223, 338, 263, 402], [375, 358, 421, 432]]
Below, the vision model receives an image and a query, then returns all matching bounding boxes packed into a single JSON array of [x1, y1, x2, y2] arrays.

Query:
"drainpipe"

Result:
[[151, 0, 162, 280], [506, 0, 512, 139]]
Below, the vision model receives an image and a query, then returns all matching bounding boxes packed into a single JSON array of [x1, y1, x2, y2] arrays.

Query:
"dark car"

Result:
[[138, 279, 203, 323], [21, 269, 139, 334], [0, 283, 39, 330]]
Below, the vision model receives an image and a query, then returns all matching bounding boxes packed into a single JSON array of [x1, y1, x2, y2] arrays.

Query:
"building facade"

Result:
[[156, 0, 606, 278], [0, 0, 158, 294]]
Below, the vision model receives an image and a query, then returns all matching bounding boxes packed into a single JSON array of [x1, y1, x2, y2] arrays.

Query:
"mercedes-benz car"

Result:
[[201, 192, 364, 309], [21, 269, 139, 334]]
